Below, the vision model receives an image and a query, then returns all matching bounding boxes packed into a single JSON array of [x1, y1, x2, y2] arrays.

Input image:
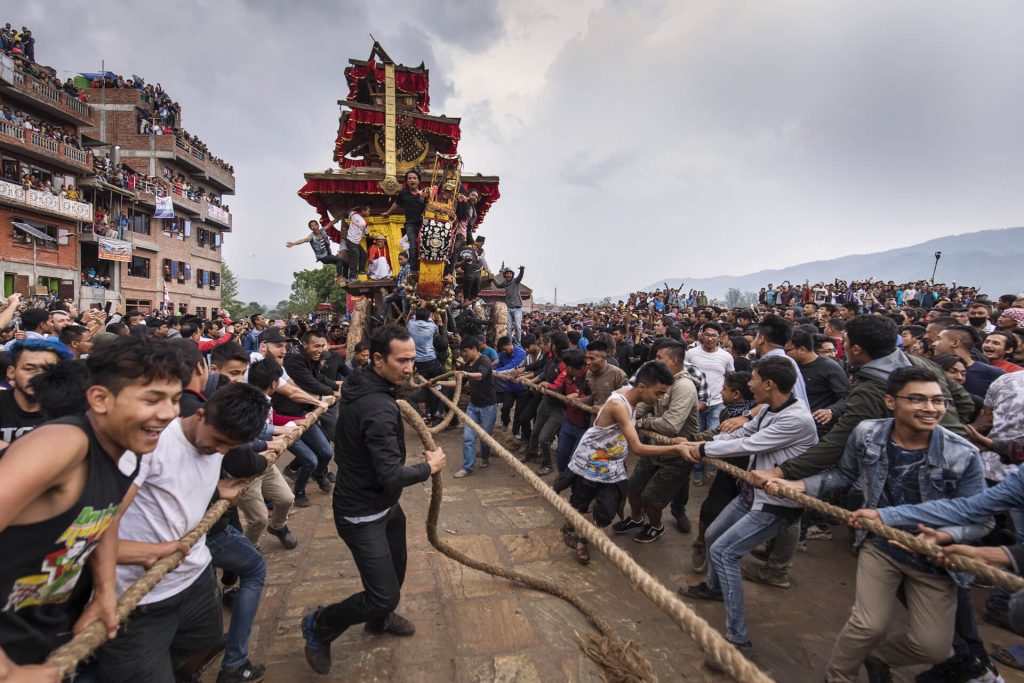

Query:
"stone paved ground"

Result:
[[209, 424, 1024, 682]]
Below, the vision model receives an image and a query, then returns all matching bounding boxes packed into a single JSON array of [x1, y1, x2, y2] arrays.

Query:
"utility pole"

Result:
[[554, 287, 557, 306]]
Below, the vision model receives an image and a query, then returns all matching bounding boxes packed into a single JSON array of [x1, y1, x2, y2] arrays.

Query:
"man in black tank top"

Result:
[[0, 336, 191, 674]]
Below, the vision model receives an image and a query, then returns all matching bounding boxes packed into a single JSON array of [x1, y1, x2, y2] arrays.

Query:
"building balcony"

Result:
[[115, 134, 235, 194], [0, 177, 94, 222], [0, 59, 96, 127], [204, 203, 231, 230], [0, 120, 94, 174]]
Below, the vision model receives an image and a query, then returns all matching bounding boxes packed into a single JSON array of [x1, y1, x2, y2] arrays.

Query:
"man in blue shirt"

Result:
[[408, 308, 443, 420]]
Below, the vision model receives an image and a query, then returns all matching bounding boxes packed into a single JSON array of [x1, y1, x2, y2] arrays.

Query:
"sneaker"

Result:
[[479, 458, 489, 469], [677, 582, 724, 602], [693, 477, 704, 487], [611, 517, 646, 535], [301, 610, 332, 674], [704, 641, 757, 672], [633, 524, 665, 543], [805, 526, 833, 541], [536, 465, 553, 476], [314, 475, 332, 493], [796, 540, 808, 553], [267, 524, 298, 550], [864, 658, 894, 683], [216, 660, 266, 683], [453, 469, 471, 478], [691, 542, 707, 573], [222, 585, 239, 608], [917, 656, 998, 683], [294, 493, 311, 508], [672, 512, 692, 534], [364, 612, 415, 637], [741, 561, 791, 589]]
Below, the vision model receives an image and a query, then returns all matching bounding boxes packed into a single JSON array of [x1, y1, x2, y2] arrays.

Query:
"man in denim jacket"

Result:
[[768, 366, 987, 683]]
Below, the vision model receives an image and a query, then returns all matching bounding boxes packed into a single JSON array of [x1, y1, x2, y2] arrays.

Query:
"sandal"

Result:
[[576, 540, 590, 565], [561, 525, 577, 549], [991, 644, 1024, 671]]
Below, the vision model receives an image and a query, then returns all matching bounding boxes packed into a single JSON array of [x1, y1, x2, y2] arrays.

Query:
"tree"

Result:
[[238, 301, 267, 320], [268, 299, 291, 320], [220, 261, 243, 316], [285, 265, 345, 316], [725, 288, 758, 308]]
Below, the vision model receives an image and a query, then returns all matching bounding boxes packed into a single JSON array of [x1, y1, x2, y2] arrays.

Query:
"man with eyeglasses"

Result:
[[766, 366, 988, 682], [685, 323, 735, 433]]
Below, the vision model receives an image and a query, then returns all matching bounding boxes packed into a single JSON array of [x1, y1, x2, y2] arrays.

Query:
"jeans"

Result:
[[694, 407, 722, 480], [706, 497, 798, 644], [291, 424, 332, 495], [555, 421, 587, 473], [508, 307, 523, 343], [97, 566, 222, 683], [384, 292, 409, 318], [206, 526, 267, 669], [988, 507, 1024, 615], [463, 403, 497, 471], [528, 401, 565, 468], [315, 505, 408, 641]]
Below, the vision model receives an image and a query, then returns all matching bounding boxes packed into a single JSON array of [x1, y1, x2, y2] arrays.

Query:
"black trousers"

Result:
[[97, 566, 222, 683], [502, 391, 529, 432], [518, 392, 541, 442], [415, 359, 445, 416], [319, 254, 348, 277], [315, 505, 408, 642]]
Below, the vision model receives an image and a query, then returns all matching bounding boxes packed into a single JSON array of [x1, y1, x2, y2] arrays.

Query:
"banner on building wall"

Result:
[[98, 237, 132, 262], [154, 196, 174, 219]]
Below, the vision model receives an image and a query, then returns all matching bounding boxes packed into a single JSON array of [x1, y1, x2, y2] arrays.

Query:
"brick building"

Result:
[[79, 83, 235, 316], [0, 53, 94, 301]]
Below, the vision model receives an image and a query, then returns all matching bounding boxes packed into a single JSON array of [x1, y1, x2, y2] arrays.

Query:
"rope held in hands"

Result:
[[500, 371, 1024, 594], [43, 400, 336, 679]]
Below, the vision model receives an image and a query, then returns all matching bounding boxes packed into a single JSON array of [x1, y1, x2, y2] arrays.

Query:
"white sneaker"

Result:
[[453, 469, 471, 478]]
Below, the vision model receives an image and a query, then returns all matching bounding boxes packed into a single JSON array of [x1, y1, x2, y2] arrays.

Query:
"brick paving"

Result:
[[209, 425, 1024, 682]]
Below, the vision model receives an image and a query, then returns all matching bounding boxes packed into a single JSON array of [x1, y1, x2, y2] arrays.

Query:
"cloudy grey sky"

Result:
[[22, 1, 1024, 302]]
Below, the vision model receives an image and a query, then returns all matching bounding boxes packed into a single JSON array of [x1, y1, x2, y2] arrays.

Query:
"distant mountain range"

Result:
[[237, 278, 292, 309], [577, 226, 1024, 304]]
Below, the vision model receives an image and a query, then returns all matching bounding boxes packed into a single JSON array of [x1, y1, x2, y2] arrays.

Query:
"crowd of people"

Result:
[[3, 250, 1024, 683], [0, 95, 86, 151], [0, 23, 35, 62]]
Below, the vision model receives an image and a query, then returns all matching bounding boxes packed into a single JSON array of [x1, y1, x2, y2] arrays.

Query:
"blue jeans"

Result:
[[291, 424, 332, 495], [463, 403, 497, 471], [706, 496, 798, 644], [555, 421, 586, 473], [694, 407, 722, 480], [508, 307, 523, 344], [206, 525, 266, 669]]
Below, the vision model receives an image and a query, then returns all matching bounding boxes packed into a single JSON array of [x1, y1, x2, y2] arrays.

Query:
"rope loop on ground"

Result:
[[416, 378, 774, 683]]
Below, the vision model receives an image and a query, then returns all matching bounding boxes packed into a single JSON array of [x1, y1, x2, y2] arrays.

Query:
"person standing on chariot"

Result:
[[381, 170, 426, 276]]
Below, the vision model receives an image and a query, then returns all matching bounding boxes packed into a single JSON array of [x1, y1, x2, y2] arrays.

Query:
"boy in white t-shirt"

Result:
[[96, 382, 271, 683]]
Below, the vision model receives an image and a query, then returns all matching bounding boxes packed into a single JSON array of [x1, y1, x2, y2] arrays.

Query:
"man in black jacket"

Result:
[[284, 330, 340, 441], [301, 325, 445, 675]]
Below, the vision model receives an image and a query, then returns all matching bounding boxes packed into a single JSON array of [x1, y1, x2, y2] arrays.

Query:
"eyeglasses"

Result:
[[893, 395, 950, 409]]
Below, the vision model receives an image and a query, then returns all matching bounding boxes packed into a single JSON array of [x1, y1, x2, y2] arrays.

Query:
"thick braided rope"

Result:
[[396, 399, 656, 683], [421, 370, 462, 434], [44, 400, 336, 678], [508, 377, 1024, 595], [419, 381, 774, 683], [636, 430, 1024, 593]]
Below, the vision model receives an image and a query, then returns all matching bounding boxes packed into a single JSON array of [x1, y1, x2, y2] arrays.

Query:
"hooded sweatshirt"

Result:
[[333, 367, 431, 518]]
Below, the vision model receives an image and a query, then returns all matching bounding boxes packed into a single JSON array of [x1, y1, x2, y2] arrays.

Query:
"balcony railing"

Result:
[[0, 177, 94, 222], [0, 120, 24, 141], [30, 79, 61, 105], [206, 203, 230, 226], [4, 69, 95, 124], [63, 146, 88, 164], [30, 132, 60, 153]]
